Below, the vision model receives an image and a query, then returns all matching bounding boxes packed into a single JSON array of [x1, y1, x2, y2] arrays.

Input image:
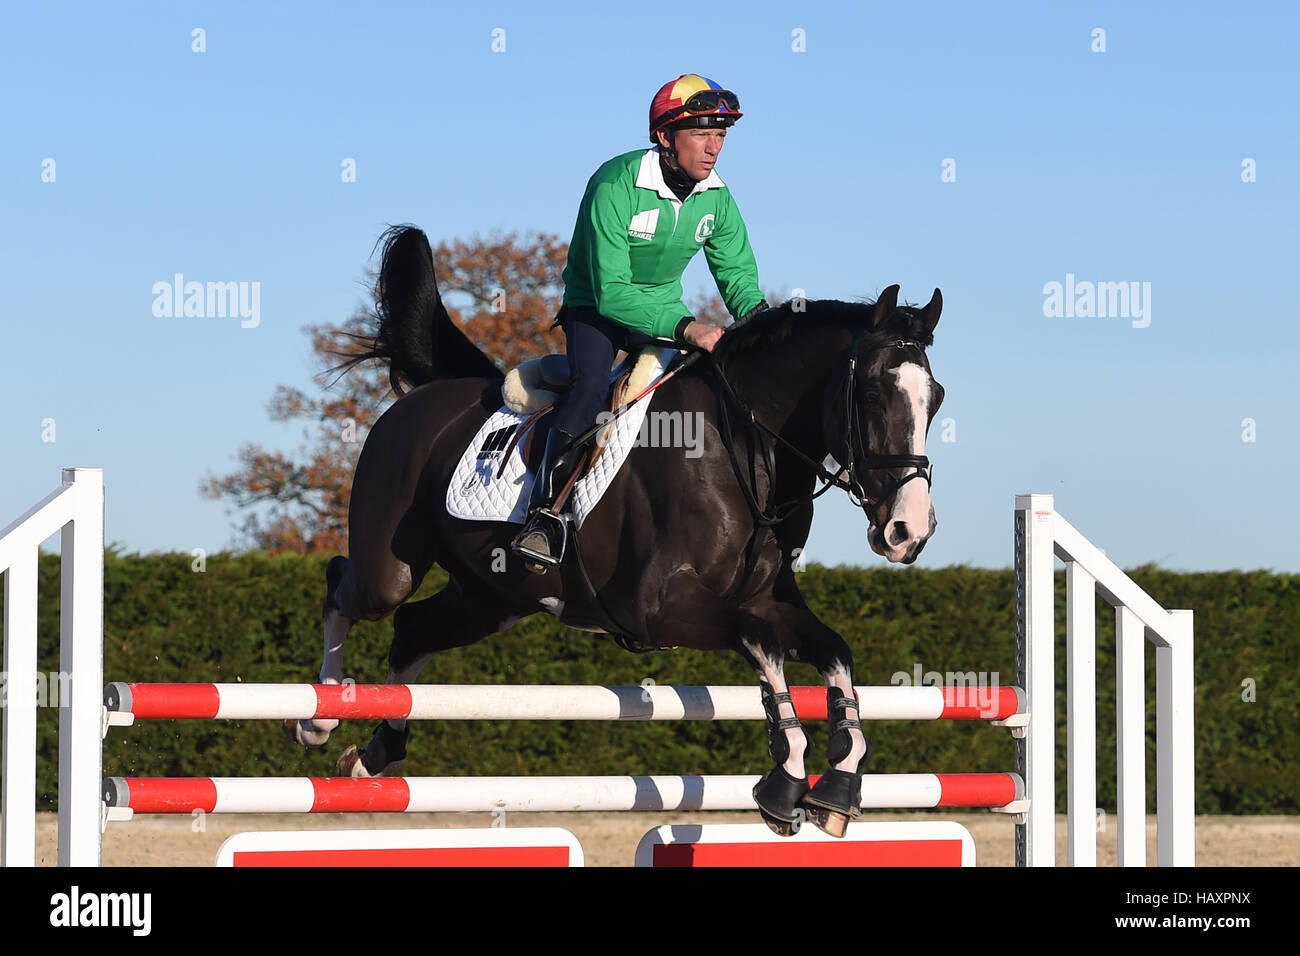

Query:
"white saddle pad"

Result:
[[446, 378, 662, 529]]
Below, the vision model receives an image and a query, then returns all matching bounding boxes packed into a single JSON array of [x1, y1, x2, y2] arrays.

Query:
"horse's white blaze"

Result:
[[883, 362, 934, 560]]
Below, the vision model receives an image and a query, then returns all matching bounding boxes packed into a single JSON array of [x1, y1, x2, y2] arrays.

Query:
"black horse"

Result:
[[289, 225, 945, 837]]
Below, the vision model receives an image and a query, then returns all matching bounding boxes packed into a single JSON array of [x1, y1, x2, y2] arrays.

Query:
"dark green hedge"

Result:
[[6, 552, 1295, 814]]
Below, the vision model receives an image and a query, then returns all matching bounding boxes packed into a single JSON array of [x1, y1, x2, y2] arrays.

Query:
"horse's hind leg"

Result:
[[338, 578, 522, 777], [284, 555, 362, 747], [285, 509, 436, 748]]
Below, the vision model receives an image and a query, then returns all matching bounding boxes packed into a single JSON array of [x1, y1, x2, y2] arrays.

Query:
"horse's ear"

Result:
[[918, 288, 942, 333], [871, 284, 901, 329]]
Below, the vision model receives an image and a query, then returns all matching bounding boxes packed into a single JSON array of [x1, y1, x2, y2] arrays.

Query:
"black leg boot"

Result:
[[511, 428, 583, 573]]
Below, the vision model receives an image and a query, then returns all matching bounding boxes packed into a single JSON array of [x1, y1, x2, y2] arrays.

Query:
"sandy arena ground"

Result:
[[25, 812, 1300, 866]]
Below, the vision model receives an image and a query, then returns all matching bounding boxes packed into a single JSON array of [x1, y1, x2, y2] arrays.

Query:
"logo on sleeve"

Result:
[[628, 209, 660, 241], [694, 214, 715, 243]]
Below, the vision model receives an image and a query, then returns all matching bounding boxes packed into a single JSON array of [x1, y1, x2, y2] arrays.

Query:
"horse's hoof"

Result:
[[800, 769, 861, 838], [336, 745, 365, 777], [752, 766, 810, 838], [759, 807, 805, 837], [336, 741, 405, 778], [802, 805, 850, 838], [284, 717, 336, 748]]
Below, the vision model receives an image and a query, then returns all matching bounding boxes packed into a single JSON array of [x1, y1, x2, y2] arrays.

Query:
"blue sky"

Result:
[[3, 0, 1297, 573]]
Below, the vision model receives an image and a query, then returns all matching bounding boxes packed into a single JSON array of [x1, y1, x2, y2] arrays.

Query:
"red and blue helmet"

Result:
[[649, 74, 742, 143]]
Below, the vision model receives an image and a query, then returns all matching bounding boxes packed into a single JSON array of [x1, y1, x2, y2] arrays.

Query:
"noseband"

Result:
[[837, 330, 933, 520]]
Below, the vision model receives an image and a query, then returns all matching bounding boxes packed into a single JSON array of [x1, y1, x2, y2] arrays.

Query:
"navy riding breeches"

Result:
[[551, 306, 658, 438]]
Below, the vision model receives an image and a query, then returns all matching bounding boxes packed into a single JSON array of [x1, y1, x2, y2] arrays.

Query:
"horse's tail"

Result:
[[339, 224, 503, 394]]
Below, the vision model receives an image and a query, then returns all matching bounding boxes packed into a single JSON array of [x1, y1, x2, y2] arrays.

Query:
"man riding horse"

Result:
[[511, 73, 768, 572], [300, 76, 945, 836]]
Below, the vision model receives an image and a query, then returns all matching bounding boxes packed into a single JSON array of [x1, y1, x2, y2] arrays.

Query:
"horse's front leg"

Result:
[[801, 661, 868, 837], [731, 613, 815, 837], [773, 604, 870, 838]]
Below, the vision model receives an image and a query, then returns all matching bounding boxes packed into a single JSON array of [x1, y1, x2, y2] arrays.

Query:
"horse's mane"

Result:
[[710, 296, 935, 372]]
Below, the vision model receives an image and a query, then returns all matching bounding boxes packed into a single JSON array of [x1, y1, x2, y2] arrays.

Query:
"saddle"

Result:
[[499, 347, 678, 513]]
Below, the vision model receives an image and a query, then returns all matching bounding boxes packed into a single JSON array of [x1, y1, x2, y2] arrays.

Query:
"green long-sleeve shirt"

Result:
[[561, 148, 765, 338]]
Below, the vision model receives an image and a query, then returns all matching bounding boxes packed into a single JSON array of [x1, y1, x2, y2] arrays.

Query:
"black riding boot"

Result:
[[511, 428, 583, 573]]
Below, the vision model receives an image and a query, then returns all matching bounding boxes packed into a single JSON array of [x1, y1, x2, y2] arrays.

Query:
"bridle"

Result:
[[707, 327, 934, 530], [836, 330, 934, 521]]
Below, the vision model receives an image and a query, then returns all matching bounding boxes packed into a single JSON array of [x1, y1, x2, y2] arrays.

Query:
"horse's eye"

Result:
[[863, 390, 882, 407]]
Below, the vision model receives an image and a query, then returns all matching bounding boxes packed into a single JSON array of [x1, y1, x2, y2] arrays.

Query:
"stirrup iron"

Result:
[[514, 509, 568, 569]]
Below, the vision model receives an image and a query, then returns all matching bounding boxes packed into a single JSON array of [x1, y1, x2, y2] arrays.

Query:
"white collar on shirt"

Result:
[[635, 147, 726, 202]]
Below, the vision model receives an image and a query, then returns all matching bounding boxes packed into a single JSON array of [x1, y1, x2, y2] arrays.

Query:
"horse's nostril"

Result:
[[888, 521, 909, 546]]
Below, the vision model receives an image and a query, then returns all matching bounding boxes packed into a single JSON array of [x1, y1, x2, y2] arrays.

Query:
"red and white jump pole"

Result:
[[104, 682, 1021, 724], [103, 772, 1023, 815]]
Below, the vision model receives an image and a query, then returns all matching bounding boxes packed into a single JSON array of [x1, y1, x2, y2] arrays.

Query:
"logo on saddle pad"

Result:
[[477, 425, 518, 461], [456, 423, 519, 499]]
